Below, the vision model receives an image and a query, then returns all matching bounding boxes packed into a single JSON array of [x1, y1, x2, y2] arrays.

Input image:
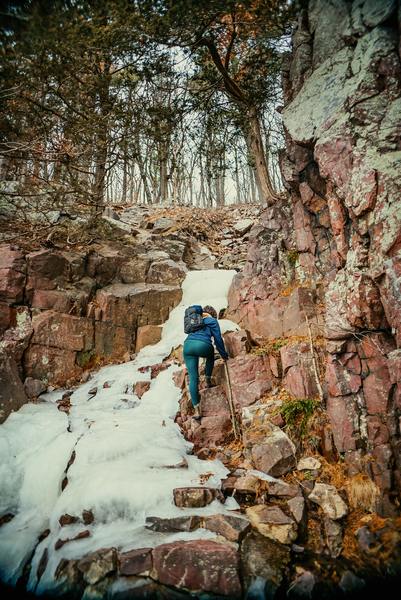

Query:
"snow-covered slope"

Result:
[[0, 269, 239, 594]]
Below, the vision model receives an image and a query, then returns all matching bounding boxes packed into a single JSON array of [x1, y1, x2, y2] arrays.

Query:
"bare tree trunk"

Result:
[[234, 148, 241, 204], [248, 164, 256, 204], [245, 109, 278, 205], [159, 145, 168, 204]]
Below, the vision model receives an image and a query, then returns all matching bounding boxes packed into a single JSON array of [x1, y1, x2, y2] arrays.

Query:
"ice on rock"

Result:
[[0, 269, 239, 594]]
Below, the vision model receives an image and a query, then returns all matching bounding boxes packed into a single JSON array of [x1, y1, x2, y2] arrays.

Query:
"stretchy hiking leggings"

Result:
[[183, 339, 215, 407]]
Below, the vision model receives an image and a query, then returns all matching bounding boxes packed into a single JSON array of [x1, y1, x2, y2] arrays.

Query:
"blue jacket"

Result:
[[185, 305, 229, 360]]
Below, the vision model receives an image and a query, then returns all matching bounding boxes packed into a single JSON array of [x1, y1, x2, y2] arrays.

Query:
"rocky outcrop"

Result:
[[0, 239, 184, 389], [279, 0, 401, 516], [226, 0, 401, 517]]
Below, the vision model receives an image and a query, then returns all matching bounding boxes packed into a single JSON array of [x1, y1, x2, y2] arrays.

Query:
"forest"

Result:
[[0, 0, 291, 217]]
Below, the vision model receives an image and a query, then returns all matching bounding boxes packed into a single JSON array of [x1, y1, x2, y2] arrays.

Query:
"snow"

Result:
[[0, 269, 240, 594]]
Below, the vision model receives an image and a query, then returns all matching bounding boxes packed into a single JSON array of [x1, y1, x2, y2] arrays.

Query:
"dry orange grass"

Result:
[[345, 473, 380, 513]]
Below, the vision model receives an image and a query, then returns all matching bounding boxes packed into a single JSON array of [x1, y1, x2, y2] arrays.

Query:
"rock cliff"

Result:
[[229, 0, 401, 517]]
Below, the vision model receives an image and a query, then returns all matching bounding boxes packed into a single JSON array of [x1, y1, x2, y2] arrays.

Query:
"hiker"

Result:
[[183, 304, 229, 420]]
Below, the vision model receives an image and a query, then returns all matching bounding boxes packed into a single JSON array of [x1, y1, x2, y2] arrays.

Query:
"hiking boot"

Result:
[[193, 404, 201, 421], [205, 376, 213, 388]]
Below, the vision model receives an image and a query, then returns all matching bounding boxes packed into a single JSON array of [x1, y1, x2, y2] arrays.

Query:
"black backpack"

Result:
[[184, 306, 205, 334]]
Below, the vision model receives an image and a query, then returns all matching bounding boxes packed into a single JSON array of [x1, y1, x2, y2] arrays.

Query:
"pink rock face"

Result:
[[223, 330, 250, 357], [152, 540, 241, 597], [326, 395, 359, 452], [199, 386, 230, 417], [327, 194, 348, 260], [0, 245, 26, 303], [366, 416, 390, 446], [281, 342, 319, 398], [293, 199, 316, 253], [325, 353, 361, 397], [282, 287, 317, 337], [226, 354, 273, 408], [135, 324, 162, 352], [359, 335, 393, 415], [31, 311, 94, 352], [314, 132, 354, 197]]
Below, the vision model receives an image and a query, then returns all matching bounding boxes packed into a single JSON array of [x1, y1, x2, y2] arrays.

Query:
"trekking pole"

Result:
[[224, 361, 241, 440]]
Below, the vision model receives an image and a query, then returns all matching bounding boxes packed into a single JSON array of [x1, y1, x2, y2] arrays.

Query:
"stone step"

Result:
[[199, 385, 230, 416]]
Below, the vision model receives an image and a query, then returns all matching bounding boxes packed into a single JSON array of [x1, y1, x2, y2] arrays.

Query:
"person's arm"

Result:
[[208, 319, 229, 360]]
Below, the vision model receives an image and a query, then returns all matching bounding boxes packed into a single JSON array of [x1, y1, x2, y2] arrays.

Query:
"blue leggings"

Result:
[[183, 339, 215, 407]]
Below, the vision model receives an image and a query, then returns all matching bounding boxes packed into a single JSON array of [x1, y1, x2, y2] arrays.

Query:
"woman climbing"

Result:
[[183, 304, 229, 421]]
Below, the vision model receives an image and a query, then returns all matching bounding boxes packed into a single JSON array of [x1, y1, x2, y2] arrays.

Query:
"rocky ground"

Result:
[[1, 197, 401, 599], [0, 202, 260, 421]]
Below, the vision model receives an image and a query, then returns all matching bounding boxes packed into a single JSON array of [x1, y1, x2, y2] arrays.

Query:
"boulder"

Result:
[[152, 217, 175, 232], [264, 480, 300, 498], [287, 496, 306, 524], [281, 342, 320, 398], [221, 472, 261, 503], [173, 487, 223, 508], [0, 349, 28, 423], [145, 516, 201, 533], [152, 540, 241, 597], [95, 283, 182, 329], [204, 514, 250, 542], [223, 329, 250, 357], [246, 505, 298, 544], [246, 423, 296, 477], [119, 548, 152, 577], [297, 457, 322, 471], [31, 311, 94, 351], [146, 259, 186, 286], [135, 324, 162, 352], [199, 385, 230, 417], [189, 414, 234, 449], [234, 219, 253, 235], [309, 483, 348, 520], [226, 354, 274, 409]]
